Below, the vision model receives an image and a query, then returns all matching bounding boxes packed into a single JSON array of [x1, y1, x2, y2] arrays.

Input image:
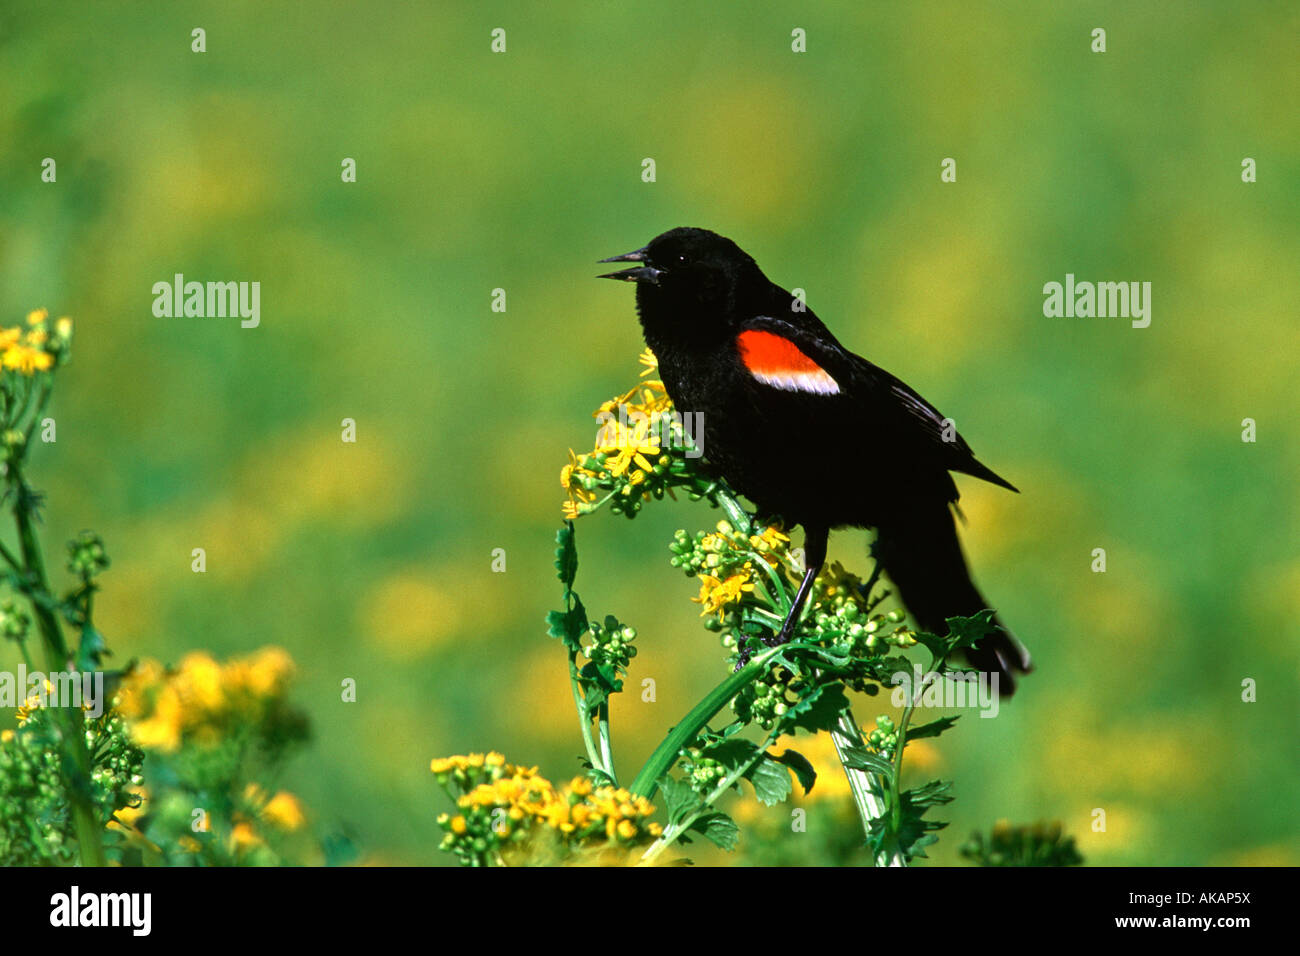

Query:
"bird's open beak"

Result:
[[598, 247, 661, 284]]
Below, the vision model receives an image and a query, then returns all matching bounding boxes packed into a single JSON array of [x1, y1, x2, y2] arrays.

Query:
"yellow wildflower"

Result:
[[597, 418, 660, 478], [594, 383, 641, 419], [750, 525, 790, 553], [175, 652, 225, 711], [694, 570, 755, 617], [3, 345, 53, 374], [229, 822, 262, 851], [262, 791, 306, 831], [128, 684, 183, 752], [15, 679, 55, 725], [224, 646, 294, 697]]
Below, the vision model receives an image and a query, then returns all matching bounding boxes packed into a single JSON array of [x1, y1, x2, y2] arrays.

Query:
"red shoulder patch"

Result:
[[736, 329, 840, 395]]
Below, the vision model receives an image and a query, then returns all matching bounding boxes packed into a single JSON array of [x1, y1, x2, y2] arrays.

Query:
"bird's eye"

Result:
[[677, 254, 687, 263]]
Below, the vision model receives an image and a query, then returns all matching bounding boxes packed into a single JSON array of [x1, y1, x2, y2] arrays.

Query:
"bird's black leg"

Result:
[[766, 524, 828, 647]]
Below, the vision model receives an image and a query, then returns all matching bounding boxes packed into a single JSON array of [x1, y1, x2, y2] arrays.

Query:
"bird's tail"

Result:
[[873, 504, 1031, 696]]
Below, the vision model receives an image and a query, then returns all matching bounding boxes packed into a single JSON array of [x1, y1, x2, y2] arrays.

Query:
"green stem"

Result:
[[567, 651, 604, 776], [639, 722, 781, 865], [0, 537, 22, 574], [15, 635, 34, 672], [628, 641, 820, 799], [597, 701, 616, 786], [12, 474, 106, 867], [831, 708, 902, 867], [714, 491, 752, 534]]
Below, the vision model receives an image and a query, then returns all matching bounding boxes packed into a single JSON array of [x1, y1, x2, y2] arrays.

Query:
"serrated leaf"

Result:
[[657, 775, 702, 827], [905, 779, 955, 809], [893, 780, 955, 861], [943, 610, 998, 653], [554, 522, 578, 589], [783, 682, 850, 735], [702, 737, 759, 772], [545, 599, 588, 652], [690, 811, 740, 851], [746, 756, 794, 806], [838, 744, 896, 781], [770, 749, 817, 795], [912, 629, 949, 668], [908, 715, 961, 741]]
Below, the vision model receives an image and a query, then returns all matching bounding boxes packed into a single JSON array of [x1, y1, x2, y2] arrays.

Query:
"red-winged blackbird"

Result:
[[599, 226, 1031, 694]]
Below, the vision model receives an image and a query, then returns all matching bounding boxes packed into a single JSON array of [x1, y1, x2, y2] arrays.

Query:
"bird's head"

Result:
[[598, 227, 765, 339]]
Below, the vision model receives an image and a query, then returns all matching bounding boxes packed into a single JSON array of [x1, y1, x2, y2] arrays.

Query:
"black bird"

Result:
[[598, 226, 1031, 694]]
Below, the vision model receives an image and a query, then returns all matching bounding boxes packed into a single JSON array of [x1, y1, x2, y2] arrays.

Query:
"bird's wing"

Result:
[[741, 314, 1018, 492]]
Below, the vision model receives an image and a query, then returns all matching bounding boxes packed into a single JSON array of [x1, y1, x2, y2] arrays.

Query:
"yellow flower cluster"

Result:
[[14, 679, 55, 726], [108, 780, 306, 860], [116, 647, 295, 752], [561, 349, 675, 519], [1, 309, 71, 375], [245, 782, 307, 831], [433, 753, 662, 863], [691, 521, 793, 619], [564, 778, 662, 842], [695, 569, 756, 617]]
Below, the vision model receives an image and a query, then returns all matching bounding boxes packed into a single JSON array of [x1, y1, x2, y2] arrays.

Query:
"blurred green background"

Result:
[[1, 1, 1296, 865]]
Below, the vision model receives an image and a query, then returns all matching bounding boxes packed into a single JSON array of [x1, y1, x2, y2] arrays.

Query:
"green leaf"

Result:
[[905, 779, 956, 809], [628, 644, 787, 799], [578, 760, 616, 789], [554, 521, 579, 589], [782, 682, 850, 735], [545, 597, 588, 652], [690, 811, 740, 851], [889, 780, 955, 861], [912, 629, 949, 667], [770, 749, 817, 795], [578, 661, 623, 717], [657, 775, 702, 827], [746, 755, 794, 806], [943, 610, 998, 654], [838, 744, 896, 781], [702, 737, 759, 770], [908, 715, 961, 741], [74, 624, 108, 670]]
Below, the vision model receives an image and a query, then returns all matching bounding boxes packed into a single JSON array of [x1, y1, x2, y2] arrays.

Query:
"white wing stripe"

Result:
[[751, 368, 840, 395]]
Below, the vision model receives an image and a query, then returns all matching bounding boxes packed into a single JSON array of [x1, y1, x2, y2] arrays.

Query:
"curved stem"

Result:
[[638, 722, 782, 865], [628, 642, 795, 799], [567, 651, 604, 776]]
